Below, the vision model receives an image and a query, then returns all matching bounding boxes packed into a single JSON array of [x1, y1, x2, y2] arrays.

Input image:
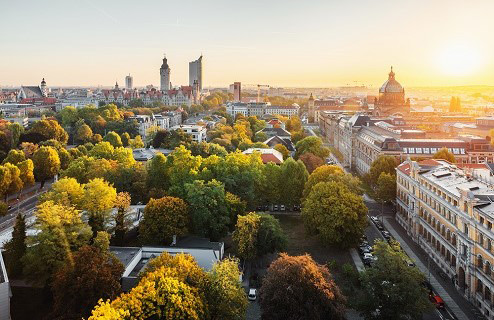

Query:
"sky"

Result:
[[1, 0, 493, 88]]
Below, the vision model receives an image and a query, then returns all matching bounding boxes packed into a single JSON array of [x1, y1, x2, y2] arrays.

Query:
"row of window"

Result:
[[402, 147, 466, 155]]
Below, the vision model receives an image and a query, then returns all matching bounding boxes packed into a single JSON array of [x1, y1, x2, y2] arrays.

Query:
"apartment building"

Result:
[[397, 159, 494, 319], [226, 102, 300, 118], [170, 124, 207, 142]]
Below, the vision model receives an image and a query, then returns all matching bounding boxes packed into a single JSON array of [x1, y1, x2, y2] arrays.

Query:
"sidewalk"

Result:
[[350, 248, 365, 272], [383, 216, 482, 320]]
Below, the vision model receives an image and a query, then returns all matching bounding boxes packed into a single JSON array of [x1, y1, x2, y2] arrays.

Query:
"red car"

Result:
[[429, 294, 445, 309]]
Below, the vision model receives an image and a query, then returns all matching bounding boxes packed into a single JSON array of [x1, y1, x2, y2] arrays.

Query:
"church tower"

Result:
[[40, 78, 47, 97], [160, 55, 171, 91], [308, 93, 315, 123]]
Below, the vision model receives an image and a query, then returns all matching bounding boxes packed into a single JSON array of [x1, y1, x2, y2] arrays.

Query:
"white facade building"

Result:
[[171, 124, 207, 142], [0, 250, 10, 320], [226, 102, 299, 118]]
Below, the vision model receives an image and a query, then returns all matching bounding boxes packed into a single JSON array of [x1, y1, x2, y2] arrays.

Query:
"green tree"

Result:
[[257, 214, 287, 256], [184, 179, 231, 240], [8, 122, 24, 148], [103, 131, 123, 148], [259, 162, 282, 205], [139, 196, 189, 245], [57, 147, 72, 170], [273, 143, 289, 159], [51, 243, 124, 319], [146, 152, 168, 190], [259, 253, 346, 320], [280, 158, 308, 206], [59, 106, 79, 127], [294, 136, 329, 159], [5, 163, 23, 197], [302, 181, 367, 247], [303, 165, 362, 198], [357, 241, 432, 320], [90, 141, 115, 159], [375, 172, 397, 204], [3, 213, 27, 278], [433, 147, 455, 163], [367, 155, 398, 188], [2, 149, 26, 165], [232, 212, 260, 260], [32, 146, 61, 187], [0, 165, 12, 198], [23, 201, 92, 286], [166, 146, 201, 198], [76, 123, 93, 144]]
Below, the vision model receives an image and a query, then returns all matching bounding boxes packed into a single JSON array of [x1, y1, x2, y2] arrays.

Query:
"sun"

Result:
[[438, 44, 481, 76]]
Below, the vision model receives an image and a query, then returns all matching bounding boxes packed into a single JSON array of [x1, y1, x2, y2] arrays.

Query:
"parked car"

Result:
[[375, 222, 384, 231], [273, 205, 279, 211], [263, 205, 270, 211], [359, 245, 372, 254], [370, 216, 378, 222], [382, 231, 391, 240], [248, 288, 257, 301], [280, 204, 286, 211], [292, 204, 300, 211], [256, 206, 262, 211]]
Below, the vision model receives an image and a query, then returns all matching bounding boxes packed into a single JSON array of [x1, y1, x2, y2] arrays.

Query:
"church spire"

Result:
[[389, 66, 395, 79]]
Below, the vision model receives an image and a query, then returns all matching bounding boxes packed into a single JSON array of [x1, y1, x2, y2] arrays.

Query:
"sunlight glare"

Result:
[[438, 44, 481, 76]]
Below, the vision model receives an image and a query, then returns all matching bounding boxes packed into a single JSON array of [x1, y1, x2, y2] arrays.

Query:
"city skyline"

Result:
[[1, 0, 494, 88]]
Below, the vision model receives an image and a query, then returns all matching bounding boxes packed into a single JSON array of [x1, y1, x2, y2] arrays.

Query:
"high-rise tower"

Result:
[[189, 55, 203, 91], [125, 74, 133, 90], [160, 55, 171, 91]]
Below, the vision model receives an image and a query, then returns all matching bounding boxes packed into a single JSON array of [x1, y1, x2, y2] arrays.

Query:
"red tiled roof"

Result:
[[260, 154, 282, 164], [397, 163, 411, 175]]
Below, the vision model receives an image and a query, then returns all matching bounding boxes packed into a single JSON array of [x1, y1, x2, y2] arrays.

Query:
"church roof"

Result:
[[379, 67, 404, 94], [21, 86, 43, 98]]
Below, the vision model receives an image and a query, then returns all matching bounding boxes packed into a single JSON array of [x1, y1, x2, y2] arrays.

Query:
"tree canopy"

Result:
[[432, 147, 455, 163]]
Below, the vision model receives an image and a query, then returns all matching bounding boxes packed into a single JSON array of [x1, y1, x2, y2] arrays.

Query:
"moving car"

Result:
[[429, 294, 444, 309], [248, 288, 257, 301]]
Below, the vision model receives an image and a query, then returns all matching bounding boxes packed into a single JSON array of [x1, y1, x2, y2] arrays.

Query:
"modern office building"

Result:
[[397, 159, 494, 319], [125, 74, 133, 90], [189, 55, 203, 91], [170, 124, 207, 142]]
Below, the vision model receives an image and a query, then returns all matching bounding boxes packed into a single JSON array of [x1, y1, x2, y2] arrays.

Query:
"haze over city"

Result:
[[2, 0, 494, 87]]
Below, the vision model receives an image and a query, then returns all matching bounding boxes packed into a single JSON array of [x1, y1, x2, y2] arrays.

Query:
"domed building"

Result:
[[373, 67, 410, 116]]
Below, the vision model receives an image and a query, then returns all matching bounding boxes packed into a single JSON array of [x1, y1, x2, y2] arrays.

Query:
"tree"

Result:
[[259, 253, 346, 320], [59, 106, 79, 127], [51, 243, 124, 319], [5, 163, 23, 196], [3, 213, 26, 278], [280, 158, 308, 206], [120, 132, 131, 147], [139, 196, 189, 245], [129, 135, 144, 148], [206, 257, 248, 320], [0, 201, 7, 217], [17, 159, 35, 189], [303, 165, 362, 198], [40, 177, 84, 207], [90, 141, 115, 159], [103, 131, 123, 148], [232, 212, 260, 260], [76, 123, 93, 143], [0, 165, 12, 198], [302, 181, 367, 247], [367, 155, 398, 188], [113, 192, 131, 246], [9, 122, 24, 148], [20, 142, 38, 158], [166, 146, 202, 198], [294, 136, 329, 160], [273, 143, 289, 159], [23, 201, 92, 286], [32, 146, 61, 187], [433, 147, 455, 163], [299, 152, 324, 173], [57, 147, 72, 170], [29, 119, 68, 144], [375, 172, 397, 204], [81, 178, 117, 235], [146, 152, 168, 190], [257, 214, 287, 256], [357, 241, 432, 320], [2, 149, 25, 165], [184, 179, 231, 240]]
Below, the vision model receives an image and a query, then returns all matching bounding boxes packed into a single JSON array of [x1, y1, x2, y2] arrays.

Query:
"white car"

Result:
[[248, 288, 257, 301]]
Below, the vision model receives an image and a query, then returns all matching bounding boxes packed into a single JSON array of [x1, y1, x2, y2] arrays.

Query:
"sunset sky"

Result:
[[1, 0, 493, 88]]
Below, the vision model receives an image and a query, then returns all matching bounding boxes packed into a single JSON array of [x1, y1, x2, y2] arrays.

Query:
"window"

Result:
[[416, 148, 423, 154], [431, 148, 438, 153], [480, 217, 485, 225], [424, 148, 430, 154]]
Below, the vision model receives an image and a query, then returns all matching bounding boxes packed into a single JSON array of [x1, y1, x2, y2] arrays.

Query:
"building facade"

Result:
[[397, 159, 494, 319], [189, 55, 203, 91], [226, 102, 299, 118], [0, 250, 10, 320], [160, 56, 171, 91], [171, 124, 207, 142], [125, 74, 133, 90]]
